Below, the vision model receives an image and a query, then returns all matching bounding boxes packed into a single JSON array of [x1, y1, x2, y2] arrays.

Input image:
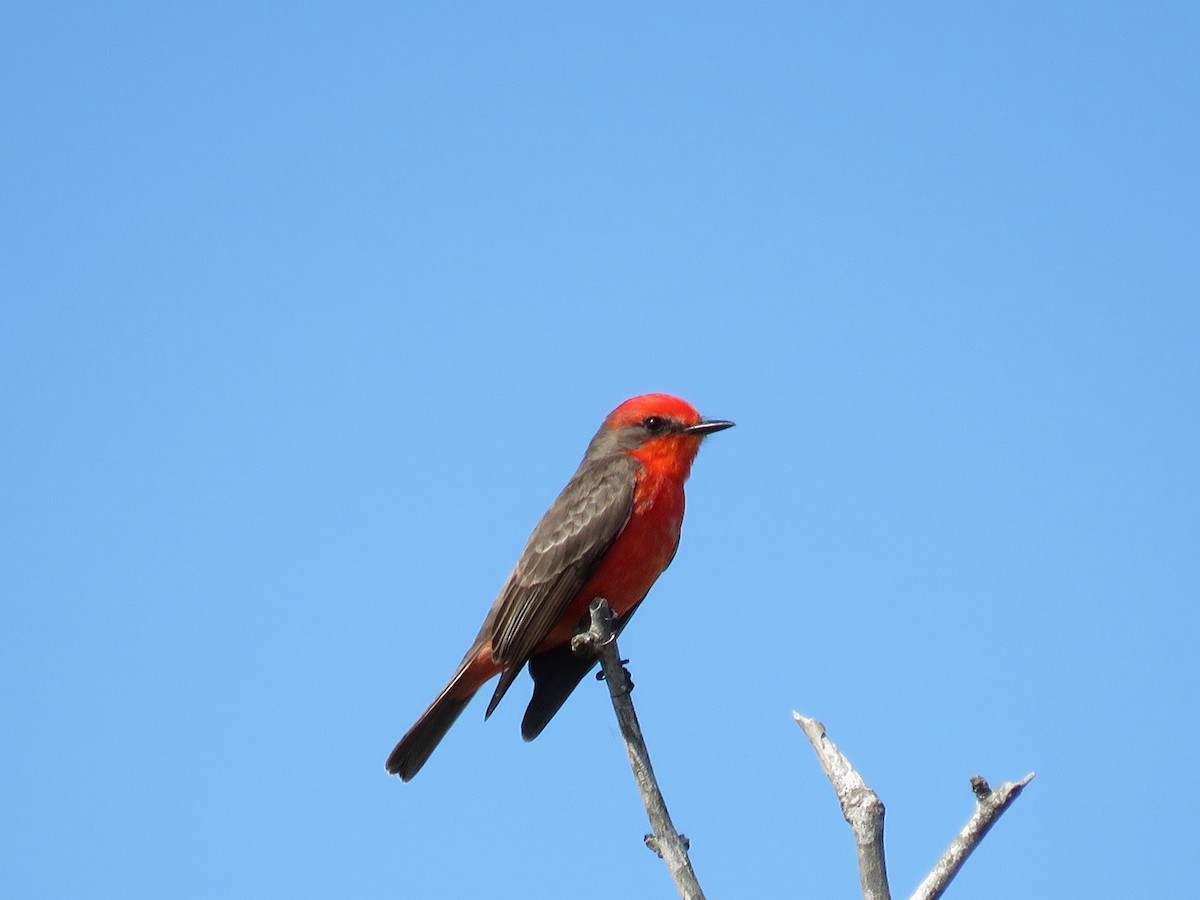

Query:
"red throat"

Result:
[[627, 434, 703, 485]]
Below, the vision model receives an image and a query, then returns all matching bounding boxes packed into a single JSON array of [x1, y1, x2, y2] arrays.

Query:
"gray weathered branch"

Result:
[[573, 598, 705, 900], [793, 712, 891, 900], [909, 772, 1036, 900]]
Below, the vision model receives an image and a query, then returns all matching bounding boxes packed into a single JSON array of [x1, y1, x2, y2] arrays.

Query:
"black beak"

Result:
[[684, 418, 735, 436]]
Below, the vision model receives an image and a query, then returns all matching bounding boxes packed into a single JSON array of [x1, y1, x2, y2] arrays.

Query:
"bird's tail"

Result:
[[385, 656, 484, 781]]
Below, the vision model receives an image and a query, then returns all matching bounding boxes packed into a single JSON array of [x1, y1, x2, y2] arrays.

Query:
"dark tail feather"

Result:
[[521, 643, 599, 741], [385, 676, 477, 781], [521, 602, 642, 741]]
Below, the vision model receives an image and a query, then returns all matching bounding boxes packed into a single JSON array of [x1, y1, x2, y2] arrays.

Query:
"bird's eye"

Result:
[[642, 416, 668, 433]]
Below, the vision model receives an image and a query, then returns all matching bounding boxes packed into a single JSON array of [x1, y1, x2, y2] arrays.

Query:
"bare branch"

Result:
[[908, 772, 1036, 900], [793, 712, 891, 900], [573, 598, 705, 900]]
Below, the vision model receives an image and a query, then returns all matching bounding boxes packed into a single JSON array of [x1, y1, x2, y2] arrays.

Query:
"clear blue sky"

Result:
[[4, 3, 1197, 898]]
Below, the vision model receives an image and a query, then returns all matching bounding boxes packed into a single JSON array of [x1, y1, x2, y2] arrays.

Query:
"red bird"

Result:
[[386, 393, 733, 780]]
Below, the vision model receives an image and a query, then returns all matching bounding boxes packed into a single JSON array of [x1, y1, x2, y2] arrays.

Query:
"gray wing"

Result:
[[482, 453, 636, 716]]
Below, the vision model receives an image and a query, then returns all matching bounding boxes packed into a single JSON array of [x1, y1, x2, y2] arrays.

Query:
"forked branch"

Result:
[[794, 711, 1034, 900]]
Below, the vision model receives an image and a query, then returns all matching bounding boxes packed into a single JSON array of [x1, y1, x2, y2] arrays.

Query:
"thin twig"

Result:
[[573, 598, 705, 900], [908, 772, 1036, 900], [793, 712, 891, 900]]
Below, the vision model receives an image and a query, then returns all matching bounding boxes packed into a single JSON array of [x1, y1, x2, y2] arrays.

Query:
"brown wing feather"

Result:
[[482, 454, 636, 713]]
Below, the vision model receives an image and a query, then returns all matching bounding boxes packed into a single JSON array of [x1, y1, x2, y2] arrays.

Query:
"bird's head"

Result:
[[586, 393, 734, 479]]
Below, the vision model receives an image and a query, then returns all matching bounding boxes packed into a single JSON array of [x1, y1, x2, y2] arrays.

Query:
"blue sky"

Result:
[[3, 3, 1197, 897]]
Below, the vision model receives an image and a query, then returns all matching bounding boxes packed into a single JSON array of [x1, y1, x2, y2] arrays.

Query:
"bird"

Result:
[[385, 393, 733, 781]]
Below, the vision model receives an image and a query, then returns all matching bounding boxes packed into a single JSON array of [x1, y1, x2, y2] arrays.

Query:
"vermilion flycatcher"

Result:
[[386, 393, 733, 780]]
